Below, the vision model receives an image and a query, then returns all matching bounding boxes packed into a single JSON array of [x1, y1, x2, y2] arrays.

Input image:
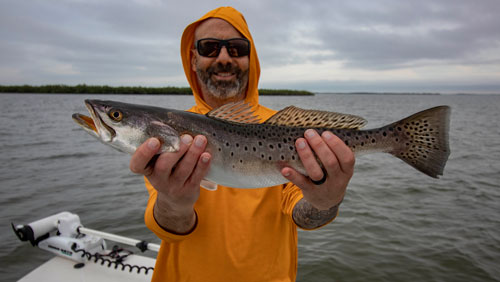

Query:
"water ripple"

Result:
[[2, 94, 500, 281]]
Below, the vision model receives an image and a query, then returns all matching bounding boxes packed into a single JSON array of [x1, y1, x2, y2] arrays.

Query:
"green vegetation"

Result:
[[0, 84, 314, 96], [258, 88, 313, 96]]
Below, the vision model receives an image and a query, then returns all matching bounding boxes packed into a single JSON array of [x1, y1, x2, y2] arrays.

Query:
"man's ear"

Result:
[[191, 49, 197, 72]]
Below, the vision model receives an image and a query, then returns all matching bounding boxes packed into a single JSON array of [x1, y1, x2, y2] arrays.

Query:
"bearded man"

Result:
[[130, 6, 354, 282]]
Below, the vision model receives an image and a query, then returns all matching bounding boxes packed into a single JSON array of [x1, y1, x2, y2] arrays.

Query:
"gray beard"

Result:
[[196, 64, 249, 99]]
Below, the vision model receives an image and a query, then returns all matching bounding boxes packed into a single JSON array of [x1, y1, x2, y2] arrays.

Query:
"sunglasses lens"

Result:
[[227, 39, 250, 57], [197, 39, 250, 57], [198, 40, 221, 57]]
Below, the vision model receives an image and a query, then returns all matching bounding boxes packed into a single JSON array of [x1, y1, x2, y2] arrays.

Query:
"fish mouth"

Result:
[[72, 100, 116, 140]]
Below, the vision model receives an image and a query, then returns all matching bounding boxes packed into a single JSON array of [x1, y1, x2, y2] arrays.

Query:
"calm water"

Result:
[[0, 93, 499, 281]]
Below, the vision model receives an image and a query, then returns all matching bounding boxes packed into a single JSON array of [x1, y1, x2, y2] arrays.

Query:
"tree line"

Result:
[[0, 84, 314, 96]]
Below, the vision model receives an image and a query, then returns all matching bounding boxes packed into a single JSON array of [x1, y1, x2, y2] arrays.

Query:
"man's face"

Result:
[[191, 18, 250, 101]]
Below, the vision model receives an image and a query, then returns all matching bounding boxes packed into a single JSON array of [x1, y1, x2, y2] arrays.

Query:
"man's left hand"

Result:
[[281, 129, 354, 210]]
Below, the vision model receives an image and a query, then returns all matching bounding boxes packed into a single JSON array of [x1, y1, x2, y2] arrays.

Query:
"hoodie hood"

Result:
[[181, 7, 261, 114]]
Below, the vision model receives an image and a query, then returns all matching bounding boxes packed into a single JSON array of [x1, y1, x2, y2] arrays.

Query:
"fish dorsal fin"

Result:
[[206, 101, 262, 124], [264, 106, 367, 129]]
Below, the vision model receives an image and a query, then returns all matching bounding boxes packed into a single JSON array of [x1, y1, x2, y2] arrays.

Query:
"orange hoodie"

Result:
[[144, 7, 304, 282]]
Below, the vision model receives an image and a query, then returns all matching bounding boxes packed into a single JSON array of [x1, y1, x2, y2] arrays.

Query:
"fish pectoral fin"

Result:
[[200, 179, 218, 191], [206, 101, 262, 124], [149, 121, 180, 152], [264, 106, 367, 129]]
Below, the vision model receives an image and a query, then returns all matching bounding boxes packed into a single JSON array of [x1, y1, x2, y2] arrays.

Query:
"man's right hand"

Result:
[[129, 135, 211, 234]]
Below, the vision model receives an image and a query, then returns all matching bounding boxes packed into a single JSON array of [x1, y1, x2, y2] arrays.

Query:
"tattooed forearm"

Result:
[[292, 198, 340, 229]]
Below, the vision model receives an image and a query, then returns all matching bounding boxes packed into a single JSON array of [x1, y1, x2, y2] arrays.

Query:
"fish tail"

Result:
[[388, 106, 451, 178]]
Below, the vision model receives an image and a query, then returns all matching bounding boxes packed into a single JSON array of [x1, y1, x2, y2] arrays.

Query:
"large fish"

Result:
[[72, 100, 450, 189]]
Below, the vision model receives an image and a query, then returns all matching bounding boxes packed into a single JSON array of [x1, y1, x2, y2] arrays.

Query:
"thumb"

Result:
[[281, 167, 311, 192]]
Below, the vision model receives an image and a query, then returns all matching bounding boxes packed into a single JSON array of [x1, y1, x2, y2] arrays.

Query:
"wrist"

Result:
[[156, 192, 195, 216], [154, 197, 197, 234], [312, 196, 344, 211]]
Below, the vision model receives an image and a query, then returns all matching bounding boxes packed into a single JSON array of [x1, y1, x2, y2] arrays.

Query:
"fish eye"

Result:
[[109, 110, 123, 121]]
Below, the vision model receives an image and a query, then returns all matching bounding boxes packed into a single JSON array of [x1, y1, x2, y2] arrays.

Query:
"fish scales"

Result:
[[164, 111, 307, 187], [72, 100, 450, 189]]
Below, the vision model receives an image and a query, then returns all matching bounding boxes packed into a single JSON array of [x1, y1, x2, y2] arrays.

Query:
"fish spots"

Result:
[[400, 118, 441, 149]]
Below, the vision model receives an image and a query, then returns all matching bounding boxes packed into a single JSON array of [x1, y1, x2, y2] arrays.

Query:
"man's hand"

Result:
[[282, 129, 354, 228], [130, 135, 211, 234]]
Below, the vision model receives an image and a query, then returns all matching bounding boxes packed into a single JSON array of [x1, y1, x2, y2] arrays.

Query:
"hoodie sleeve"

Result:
[[143, 177, 197, 242], [281, 182, 303, 221]]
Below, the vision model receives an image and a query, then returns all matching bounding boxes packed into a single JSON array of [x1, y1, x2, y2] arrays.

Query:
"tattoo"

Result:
[[292, 199, 340, 229]]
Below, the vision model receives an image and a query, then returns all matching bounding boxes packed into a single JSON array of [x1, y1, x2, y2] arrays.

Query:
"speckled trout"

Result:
[[72, 100, 450, 189]]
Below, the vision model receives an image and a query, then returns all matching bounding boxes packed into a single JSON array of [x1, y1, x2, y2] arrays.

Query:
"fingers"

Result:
[[186, 152, 211, 187], [283, 129, 354, 211], [295, 136, 325, 182], [166, 135, 208, 186], [130, 138, 161, 176], [281, 166, 310, 189], [152, 135, 193, 179], [321, 131, 355, 175], [298, 129, 354, 177]]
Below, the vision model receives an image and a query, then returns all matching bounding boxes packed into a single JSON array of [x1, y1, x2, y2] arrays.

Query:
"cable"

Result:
[[71, 244, 154, 275]]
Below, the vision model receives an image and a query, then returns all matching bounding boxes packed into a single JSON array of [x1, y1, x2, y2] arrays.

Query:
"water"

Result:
[[1, 93, 499, 281]]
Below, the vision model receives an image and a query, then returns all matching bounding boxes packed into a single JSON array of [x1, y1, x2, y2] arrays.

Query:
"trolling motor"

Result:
[[12, 211, 160, 264], [12, 212, 106, 263]]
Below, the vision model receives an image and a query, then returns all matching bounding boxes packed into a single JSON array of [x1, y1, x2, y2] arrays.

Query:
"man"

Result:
[[129, 6, 354, 282]]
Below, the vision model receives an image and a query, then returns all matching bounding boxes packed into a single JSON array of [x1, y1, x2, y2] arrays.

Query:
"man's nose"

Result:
[[215, 46, 232, 64]]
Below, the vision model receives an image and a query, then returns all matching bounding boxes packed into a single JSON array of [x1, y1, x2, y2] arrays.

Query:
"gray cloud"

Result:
[[247, 0, 500, 69], [1, 0, 499, 92]]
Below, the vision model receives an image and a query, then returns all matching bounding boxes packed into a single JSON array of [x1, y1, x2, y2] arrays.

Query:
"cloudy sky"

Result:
[[1, 0, 499, 93]]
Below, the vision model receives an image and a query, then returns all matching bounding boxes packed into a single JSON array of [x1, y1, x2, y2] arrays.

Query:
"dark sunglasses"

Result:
[[195, 38, 250, 58]]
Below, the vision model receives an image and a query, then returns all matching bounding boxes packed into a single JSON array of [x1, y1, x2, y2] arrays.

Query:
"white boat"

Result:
[[12, 212, 158, 282]]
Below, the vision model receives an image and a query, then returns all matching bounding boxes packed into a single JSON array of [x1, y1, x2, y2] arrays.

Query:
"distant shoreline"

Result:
[[320, 92, 442, 95], [0, 85, 314, 96]]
